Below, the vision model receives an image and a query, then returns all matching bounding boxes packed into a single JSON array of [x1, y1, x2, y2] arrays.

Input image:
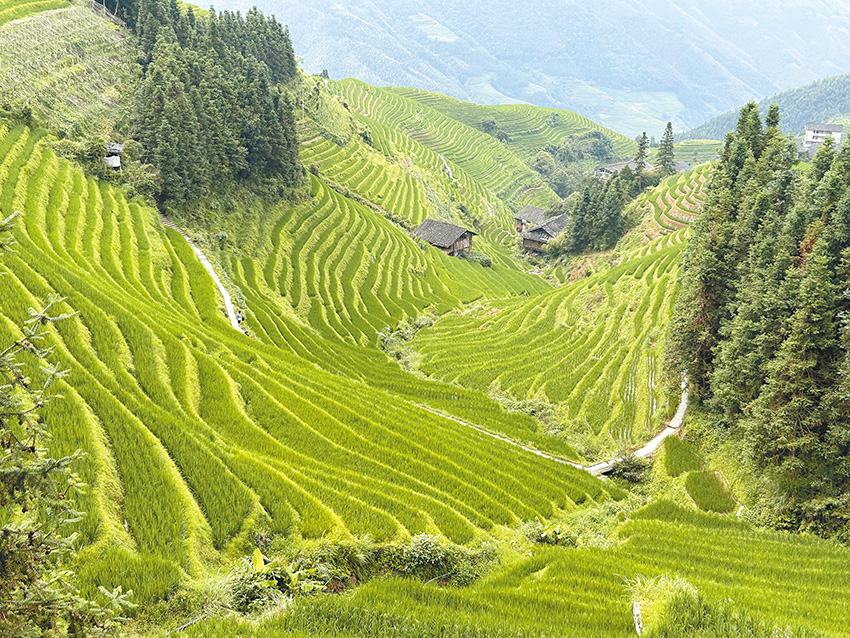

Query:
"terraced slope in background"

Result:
[[0, 122, 620, 606], [0, 3, 135, 136], [412, 231, 686, 455], [335, 79, 559, 215], [390, 88, 636, 165], [0, 0, 67, 27]]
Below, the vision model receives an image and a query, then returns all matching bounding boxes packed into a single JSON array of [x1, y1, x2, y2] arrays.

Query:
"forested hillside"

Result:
[[685, 71, 850, 140], [669, 103, 850, 535]]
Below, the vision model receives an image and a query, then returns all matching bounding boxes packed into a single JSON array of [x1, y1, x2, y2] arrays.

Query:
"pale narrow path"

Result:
[[161, 216, 245, 334], [440, 155, 454, 179], [419, 388, 689, 477]]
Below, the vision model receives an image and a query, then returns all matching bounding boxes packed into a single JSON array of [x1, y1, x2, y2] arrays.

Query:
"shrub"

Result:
[[610, 453, 651, 483]]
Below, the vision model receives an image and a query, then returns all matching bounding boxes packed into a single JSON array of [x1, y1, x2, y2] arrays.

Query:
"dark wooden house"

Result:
[[412, 219, 476, 256], [513, 205, 546, 232], [521, 213, 569, 252]]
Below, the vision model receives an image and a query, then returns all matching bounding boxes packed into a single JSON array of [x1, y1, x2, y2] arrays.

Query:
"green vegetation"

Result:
[[0, 4, 135, 137], [412, 230, 686, 459], [133, 1, 299, 207], [686, 71, 850, 140], [669, 102, 850, 536], [685, 471, 737, 513], [663, 436, 704, 477], [6, 2, 850, 635], [0, 121, 618, 610], [0, 0, 66, 28]]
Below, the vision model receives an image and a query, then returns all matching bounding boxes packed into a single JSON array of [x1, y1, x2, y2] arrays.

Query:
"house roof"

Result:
[[514, 205, 546, 223], [521, 213, 569, 243], [412, 219, 475, 249], [806, 123, 843, 133], [106, 142, 124, 155], [672, 160, 693, 172]]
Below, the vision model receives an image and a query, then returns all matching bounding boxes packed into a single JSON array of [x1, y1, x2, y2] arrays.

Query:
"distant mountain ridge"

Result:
[[683, 71, 850, 141], [212, 0, 850, 136]]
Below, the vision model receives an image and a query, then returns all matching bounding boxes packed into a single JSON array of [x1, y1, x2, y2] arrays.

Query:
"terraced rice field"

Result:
[[0, 0, 66, 27], [632, 164, 711, 238], [335, 79, 559, 215], [391, 87, 636, 165], [0, 3, 135, 136], [182, 500, 850, 637], [673, 138, 723, 165], [224, 172, 550, 348], [412, 229, 688, 454], [0, 123, 621, 604]]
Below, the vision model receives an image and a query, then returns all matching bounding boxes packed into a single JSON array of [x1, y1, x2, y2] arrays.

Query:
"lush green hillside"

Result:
[[0, 122, 621, 607], [6, 4, 850, 636], [685, 71, 850, 140], [335, 79, 559, 214], [0, 3, 135, 136], [387, 87, 635, 165]]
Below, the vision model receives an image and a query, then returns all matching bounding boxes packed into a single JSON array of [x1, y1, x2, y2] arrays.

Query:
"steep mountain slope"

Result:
[[0, 3, 135, 137], [0, 121, 611, 605], [685, 70, 850, 140], [213, 0, 850, 135]]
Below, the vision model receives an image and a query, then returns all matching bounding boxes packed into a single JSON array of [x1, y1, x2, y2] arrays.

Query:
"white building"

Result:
[[803, 123, 843, 155]]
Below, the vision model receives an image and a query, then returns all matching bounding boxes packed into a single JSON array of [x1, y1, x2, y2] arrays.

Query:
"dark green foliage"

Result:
[[658, 122, 675, 175], [663, 436, 704, 477], [609, 453, 651, 483], [668, 101, 850, 536], [131, 0, 300, 207], [685, 471, 737, 513]]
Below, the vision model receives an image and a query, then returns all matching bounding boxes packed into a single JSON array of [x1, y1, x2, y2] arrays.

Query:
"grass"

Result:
[[410, 233, 686, 459], [663, 436, 704, 477], [0, 0, 67, 28], [685, 471, 737, 513]]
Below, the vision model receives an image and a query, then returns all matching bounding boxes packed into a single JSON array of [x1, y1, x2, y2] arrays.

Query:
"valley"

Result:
[[1, 1, 850, 637]]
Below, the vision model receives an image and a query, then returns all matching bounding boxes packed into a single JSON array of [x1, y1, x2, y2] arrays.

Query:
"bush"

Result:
[[610, 453, 651, 483], [460, 251, 492, 267]]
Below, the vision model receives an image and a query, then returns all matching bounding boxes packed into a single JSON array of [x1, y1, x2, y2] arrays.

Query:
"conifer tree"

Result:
[[658, 122, 675, 175], [635, 132, 648, 186]]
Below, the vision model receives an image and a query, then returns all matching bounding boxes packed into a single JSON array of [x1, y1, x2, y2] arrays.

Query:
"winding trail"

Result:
[[419, 387, 689, 476], [161, 216, 245, 334]]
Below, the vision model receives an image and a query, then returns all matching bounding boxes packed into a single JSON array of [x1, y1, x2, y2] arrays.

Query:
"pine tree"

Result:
[[635, 132, 648, 186], [658, 122, 675, 175]]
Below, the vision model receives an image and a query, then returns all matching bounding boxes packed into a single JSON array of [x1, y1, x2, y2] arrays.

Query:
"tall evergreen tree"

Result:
[[658, 122, 675, 175], [635, 132, 648, 186]]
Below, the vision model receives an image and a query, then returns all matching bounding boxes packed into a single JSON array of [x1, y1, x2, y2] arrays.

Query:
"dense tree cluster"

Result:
[[531, 131, 616, 197], [130, 0, 300, 207], [668, 102, 850, 536]]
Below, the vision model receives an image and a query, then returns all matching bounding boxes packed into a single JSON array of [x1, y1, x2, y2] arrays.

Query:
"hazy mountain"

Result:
[[211, 0, 850, 136], [684, 71, 850, 140]]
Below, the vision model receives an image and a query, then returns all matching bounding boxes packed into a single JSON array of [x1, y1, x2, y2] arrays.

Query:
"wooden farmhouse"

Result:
[[412, 219, 476, 256], [513, 205, 546, 232], [521, 213, 569, 252]]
